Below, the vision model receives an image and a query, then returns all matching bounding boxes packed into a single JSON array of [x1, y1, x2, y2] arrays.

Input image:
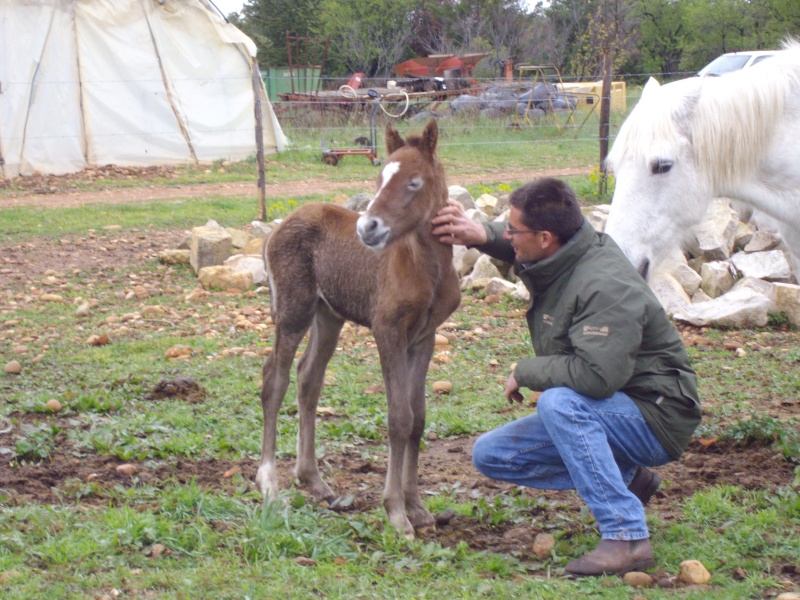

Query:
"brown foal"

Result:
[[256, 119, 461, 538]]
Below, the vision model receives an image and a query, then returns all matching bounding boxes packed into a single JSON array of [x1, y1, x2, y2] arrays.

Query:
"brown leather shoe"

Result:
[[628, 466, 660, 505], [565, 539, 654, 577]]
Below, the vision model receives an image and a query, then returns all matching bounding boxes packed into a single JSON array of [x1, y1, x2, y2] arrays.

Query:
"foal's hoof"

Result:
[[414, 524, 437, 538]]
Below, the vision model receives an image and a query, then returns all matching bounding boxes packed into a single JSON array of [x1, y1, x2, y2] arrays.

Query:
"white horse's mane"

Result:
[[608, 40, 800, 191]]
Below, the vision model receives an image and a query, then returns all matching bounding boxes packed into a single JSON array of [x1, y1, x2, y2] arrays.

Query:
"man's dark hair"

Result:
[[509, 178, 584, 244]]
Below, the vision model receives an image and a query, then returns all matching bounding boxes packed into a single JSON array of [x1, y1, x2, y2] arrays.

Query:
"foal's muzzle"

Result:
[[356, 215, 390, 249]]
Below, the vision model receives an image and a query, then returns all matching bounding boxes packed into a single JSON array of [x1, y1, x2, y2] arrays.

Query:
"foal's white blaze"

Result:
[[368, 160, 401, 210], [357, 160, 400, 249]]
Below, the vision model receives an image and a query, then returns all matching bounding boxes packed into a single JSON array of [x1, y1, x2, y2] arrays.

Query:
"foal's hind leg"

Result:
[[294, 304, 344, 504], [256, 325, 307, 501]]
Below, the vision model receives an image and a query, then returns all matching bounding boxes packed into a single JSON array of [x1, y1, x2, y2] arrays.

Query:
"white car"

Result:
[[697, 50, 781, 76]]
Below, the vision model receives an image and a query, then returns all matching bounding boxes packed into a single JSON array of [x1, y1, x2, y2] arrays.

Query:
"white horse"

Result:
[[605, 41, 800, 278]]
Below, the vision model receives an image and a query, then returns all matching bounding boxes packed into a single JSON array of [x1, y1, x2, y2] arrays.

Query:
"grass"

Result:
[[2, 111, 800, 597]]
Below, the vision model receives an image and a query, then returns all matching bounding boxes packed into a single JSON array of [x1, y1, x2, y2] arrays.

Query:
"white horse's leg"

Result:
[[256, 326, 306, 501], [402, 336, 436, 533], [294, 305, 343, 504]]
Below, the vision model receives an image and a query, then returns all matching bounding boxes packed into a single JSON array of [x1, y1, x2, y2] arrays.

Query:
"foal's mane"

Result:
[[607, 40, 800, 191]]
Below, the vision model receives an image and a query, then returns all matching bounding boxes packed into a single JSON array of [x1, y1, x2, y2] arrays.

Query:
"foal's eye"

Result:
[[650, 159, 673, 175], [407, 178, 423, 192]]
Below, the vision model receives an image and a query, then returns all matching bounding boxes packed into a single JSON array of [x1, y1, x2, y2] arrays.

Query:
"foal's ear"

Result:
[[420, 118, 439, 158], [385, 124, 405, 155]]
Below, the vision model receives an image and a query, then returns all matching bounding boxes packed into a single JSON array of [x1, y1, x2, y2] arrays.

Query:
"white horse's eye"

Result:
[[407, 178, 423, 191], [651, 159, 673, 175]]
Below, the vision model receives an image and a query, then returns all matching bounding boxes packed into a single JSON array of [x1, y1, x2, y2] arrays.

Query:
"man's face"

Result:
[[503, 207, 547, 263]]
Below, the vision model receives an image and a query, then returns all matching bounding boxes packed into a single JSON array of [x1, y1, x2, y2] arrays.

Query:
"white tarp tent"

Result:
[[0, 0, 287, 178]]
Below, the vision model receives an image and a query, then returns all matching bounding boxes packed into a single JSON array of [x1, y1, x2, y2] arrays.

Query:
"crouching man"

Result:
[[432, 178, 701, 576]]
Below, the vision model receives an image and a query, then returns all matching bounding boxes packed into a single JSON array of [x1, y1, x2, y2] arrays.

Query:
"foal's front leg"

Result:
[[376, 333, 417, 539], [401, 335, 437, 533]]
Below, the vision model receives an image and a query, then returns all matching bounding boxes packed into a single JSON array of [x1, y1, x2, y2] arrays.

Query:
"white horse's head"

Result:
[[605, 77, 712, 278]]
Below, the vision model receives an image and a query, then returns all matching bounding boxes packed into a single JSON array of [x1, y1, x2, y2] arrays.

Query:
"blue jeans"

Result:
[[472, 387, 673, 541]]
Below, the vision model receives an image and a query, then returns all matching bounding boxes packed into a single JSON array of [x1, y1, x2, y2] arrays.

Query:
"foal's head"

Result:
[[357, 119, 446, 250]]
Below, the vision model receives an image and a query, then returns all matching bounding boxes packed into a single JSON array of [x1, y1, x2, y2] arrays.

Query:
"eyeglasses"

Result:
[[505, 223, 541, 236]]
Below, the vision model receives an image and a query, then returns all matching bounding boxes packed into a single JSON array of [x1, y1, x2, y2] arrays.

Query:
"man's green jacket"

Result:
[[477, 219, 701, 459]]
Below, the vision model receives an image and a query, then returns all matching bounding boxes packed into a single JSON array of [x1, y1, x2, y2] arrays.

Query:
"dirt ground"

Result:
[[1, 170, 799, 585], [0, 164, 590, 209]]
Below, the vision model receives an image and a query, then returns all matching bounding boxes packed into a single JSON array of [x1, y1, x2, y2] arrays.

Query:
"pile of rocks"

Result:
[[585, 199, 799, 329], [164, 188, 800, 329], [159, 220, 276, 291]]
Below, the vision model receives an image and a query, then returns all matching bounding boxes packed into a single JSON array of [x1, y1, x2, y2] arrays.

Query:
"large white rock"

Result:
[[461, 254, 503, 290], [686, 198, 738, 261], [772, 282, 800, 326], [225, 227, 254, 250], [448, 185, 476, 210], [197, 265, 253, 291], [650, 272, 691, 315], [730, 249, 793, 282], [582, 204, 610, 232], [673, 287, 770, 328], [744, 229, 781, 253], [190, 226, 232, 273], [700, 261, 735, 298], [484, 277, 517, 296], [512, 280, 531, 302], [731, 277, 775, 305], [475, 193, 499, 217], [453, 245, 481, 277], [224, 254, 267, 285]]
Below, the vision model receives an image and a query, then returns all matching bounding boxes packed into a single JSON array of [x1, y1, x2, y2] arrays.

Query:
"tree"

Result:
[[318, 0, 418, 78], [679, 0, 779, 71], [633, 0, 686, 77], [232, 0, 323, 67], [570, 0, 636, 79]]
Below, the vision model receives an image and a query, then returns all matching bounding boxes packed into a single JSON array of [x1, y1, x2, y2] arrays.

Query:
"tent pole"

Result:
[[252, 59, 267, 221]]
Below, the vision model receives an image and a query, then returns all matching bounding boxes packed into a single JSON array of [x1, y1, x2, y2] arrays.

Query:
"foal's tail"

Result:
[[262, 237, 278, 323]]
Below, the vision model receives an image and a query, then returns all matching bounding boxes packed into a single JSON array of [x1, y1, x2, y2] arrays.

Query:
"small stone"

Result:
[[87, 333, 110, 346], [735, 347, 747, 358], [39, 293, 64, 303], [432, 352, 451, 364], [532, 533, 555, 558], [623, 571, 654, 587], [434, 334, 450, 346], [165, 344, 192, 359], [434, 509, 456, 526], [294, 557, 317, 567], [116, 464, 137, 476], [776, 593, 800, 600], [44, 399, 62, 412], [222, 466, 241, 478], [76, 301, 91, 317], [655, 576, 676, 588], [678, 560, 711, 584], [146, 543, 166, 558], [4, 360, 21, 374], [432, 381, 452, 394]]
